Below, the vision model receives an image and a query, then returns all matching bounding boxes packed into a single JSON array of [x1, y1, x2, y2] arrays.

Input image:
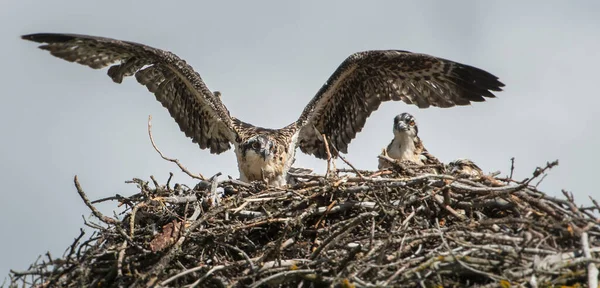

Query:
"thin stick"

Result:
[[148, 115, 205, 180], [334, 151, 365, 180], [310, 212, 377, 260], [74, 176, 148, 252], [313, 200, 338, 228], [248, 269, 315, 288], [509, 157, 515, 180], [74, 176, 118, 225], [160, 265, 207, 286], [188, 265, 225, 288], [435, 219, 501, 281], [523, 160, 559, 185], [432, 194, 467, 222], [322, 133, 333, 178]]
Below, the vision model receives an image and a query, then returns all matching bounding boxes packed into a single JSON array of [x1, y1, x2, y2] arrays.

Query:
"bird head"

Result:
[[447, 158, 483, 178], [393, 112, 418, 138], [242, 135, 275, 160]]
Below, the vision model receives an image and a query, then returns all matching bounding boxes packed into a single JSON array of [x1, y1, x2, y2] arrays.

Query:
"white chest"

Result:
[[387, 136, 422, 164], [234, 145, 288, 187]]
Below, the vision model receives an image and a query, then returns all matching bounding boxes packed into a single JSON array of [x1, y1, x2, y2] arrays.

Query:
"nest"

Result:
[[7, 160, 600, 288]]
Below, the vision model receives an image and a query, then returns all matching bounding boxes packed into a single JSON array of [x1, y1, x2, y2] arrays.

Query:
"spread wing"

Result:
[[22, 33, 242, 154], [296, 50, 504, 159]]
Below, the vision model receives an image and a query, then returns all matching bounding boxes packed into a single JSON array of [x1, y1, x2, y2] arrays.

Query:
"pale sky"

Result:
[[1, 0, 599, 278]]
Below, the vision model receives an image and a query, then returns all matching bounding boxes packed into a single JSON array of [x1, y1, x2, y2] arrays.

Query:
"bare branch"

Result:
[[74, 175, 118, 225], [148, 115, 205, 180]]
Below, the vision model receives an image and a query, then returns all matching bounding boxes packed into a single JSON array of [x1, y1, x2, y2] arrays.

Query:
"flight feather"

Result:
[[21, 33, 240, 154], [296, 50, 504, 159]]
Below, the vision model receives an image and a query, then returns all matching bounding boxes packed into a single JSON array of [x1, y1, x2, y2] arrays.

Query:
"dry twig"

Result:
[[148, 115, 205, 180]]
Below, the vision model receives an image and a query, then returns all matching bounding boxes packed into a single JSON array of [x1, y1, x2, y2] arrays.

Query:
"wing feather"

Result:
[[296, 50, 504, 159], [22, 33, 239, 154]]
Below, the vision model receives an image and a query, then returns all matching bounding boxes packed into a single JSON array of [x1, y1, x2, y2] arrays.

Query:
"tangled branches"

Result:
[[7, 160, 600, 288]]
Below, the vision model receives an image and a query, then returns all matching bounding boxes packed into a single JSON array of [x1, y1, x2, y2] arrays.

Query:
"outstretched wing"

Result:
[[296, 50, 504, 159], [22, 33, 241, 154]]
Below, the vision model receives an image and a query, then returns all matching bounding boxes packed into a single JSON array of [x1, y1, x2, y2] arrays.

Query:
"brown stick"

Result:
[[147, 115, 205, 180]]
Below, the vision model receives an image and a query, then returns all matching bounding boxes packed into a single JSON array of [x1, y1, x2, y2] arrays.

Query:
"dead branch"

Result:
[[148, 115, 205, 180], [74, 175, 118, 225]]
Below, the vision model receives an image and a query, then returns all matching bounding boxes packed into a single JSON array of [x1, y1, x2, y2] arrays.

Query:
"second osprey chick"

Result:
[[378, 113, 442, 172]]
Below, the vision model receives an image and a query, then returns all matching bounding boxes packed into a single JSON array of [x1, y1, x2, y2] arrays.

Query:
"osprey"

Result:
[[378, 112, 443, 173], [446, 158, 484, 178], [446, 158, 504, 186], [22, 33, 504, 187]]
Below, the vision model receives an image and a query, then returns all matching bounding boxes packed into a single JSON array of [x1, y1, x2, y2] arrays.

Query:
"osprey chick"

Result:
[[22, 33, 504, 187], [446, 158, 484, 178], [378, 113, 443, 172], [446, 158, 505, 186]]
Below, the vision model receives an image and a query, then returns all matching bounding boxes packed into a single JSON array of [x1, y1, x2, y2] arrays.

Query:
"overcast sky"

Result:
[[1, 0, 599, 279]]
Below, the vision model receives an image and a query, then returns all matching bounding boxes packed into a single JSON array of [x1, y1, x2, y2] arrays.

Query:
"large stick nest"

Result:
[[7, 160, 600, 288]]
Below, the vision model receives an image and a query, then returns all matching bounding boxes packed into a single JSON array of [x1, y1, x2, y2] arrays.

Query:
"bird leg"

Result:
[[322, 134, 333, 179]]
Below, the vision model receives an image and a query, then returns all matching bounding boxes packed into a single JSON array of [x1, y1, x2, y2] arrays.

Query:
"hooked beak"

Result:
[[260, 148, 268, 159], [396, 122, 408, 132]]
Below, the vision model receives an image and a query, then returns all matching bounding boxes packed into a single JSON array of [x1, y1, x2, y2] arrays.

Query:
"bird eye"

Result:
[[409, 121, 415, 126], [252, 141, 260, 150]]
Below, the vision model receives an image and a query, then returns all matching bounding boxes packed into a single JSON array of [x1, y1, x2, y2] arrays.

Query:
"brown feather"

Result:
[[297, 50, 504, 159], [21, 33, 238, 154], [378, 135, 443, 174]]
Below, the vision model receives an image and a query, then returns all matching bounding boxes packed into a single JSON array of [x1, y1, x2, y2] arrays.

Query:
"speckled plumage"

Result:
[[22, 33, 504, 187], [446, 158, 484, 178], [378, 113, 443, 174], [297, 50, 504, 159]]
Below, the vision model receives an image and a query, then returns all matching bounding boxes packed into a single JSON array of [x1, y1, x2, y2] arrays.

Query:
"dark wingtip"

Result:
[[495, 79, 506, 90], [455, 62, 506, 100], [21, 33, 38, 41], [485, 75, 505, 92], [21, 33, 77, 44]]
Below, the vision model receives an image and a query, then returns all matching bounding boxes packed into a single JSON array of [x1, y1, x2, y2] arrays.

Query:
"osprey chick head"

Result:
[[447, 158, 484, 178], [242, 135, 274, 160], [393, 112, 418, 138]]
